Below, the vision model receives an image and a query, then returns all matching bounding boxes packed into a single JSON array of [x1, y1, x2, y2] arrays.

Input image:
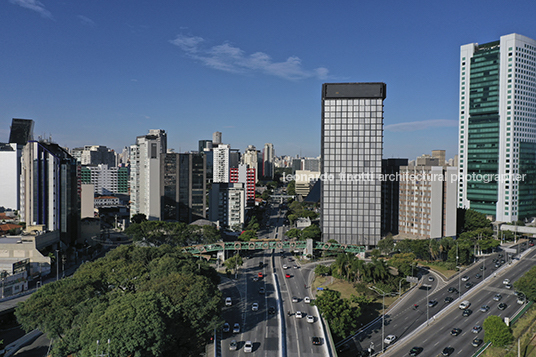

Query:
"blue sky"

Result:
[[1, 0, 535, 161]]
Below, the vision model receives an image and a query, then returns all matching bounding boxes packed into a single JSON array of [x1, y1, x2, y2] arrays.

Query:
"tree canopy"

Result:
[[464, 209, 491, 232], [124, 221, 220, 247], [15, 245, 222, 357], [483, 315, 513, 347], [514, 265, 536, 302], [312, 289, 361, 339]]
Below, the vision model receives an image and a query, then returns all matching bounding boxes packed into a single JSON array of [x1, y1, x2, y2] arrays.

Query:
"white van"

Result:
[[225, 297, 232, 306], [459, 300, 471, 309]]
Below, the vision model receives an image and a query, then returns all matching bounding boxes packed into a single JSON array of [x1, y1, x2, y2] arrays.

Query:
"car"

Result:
[[459, 300, 471, 309], [225, 297, 232, 306], [223, 322, 230, 333], [518, 296, 526, 305], [233, 323, 240, 333], [462, 309, 473, 317], [294, 265, 299, 269], [480, 266, 486, 270], [480, 305, 490, 312], [285, 274, 291, 278], [268, 306, 276, 314], [384, 335, 397, 344], [229, 340, 238, 351], [428, 300, 438, 307], [444, 296, 454, 303], [462, 275, 470, 282], [258, 272, 263, 278], [292, 296, 298, 303], [498, 302, 507, 310], [312, 337, 322, 345], [448, 287, 458, 294], [505, 283, 513, 289], [472, 338, 483, 347], [244, 341, 253, 353], [442, 346, 454, 356], [503, 278, 510, 285], [472, 325, 482, 333], [493, 293, 502, 301], [252, 303, 259, 311], [451, 328, 462, 336], [409, 346, 423, 356], [475, 273, 482, 279], [304, 296, 311, 303], [295, 311, 304, 318], [428, 275, 435, 281], [530, 242, 535, 247], [252, 277, 259, 282], [258, 287, 265, 294], [283, 264, 288, 269], [465, 282, 474, 289], [307, 315, 315, 323], [495, 263, 501, 268]]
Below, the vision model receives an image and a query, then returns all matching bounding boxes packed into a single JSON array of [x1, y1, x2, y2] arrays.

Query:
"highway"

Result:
[[381, 243, 536, 357]]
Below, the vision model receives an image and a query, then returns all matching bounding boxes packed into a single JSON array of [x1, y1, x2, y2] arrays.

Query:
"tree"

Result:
[[15, 245, 221, 357], [224, 254, 243, 275], [131, 213, 147, 224], [238, 230, 256, 241], [286, 180, 296, 195], [377, 235, 395, 256], [285, 228, 301, 240], [389, 253, 416, 277], [483, 315, 513, 347], [514, 265, 536, 302], [312, 289, 360, 339], [464, 209, 491, 232], [301, 224, 321, 241], [314, 264, 331, 276]]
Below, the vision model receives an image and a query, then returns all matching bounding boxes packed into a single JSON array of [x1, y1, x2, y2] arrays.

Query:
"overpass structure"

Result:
[[181, 239, 365, 255]]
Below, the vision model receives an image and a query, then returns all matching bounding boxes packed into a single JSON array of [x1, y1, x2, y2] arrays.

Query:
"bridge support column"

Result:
[[217, 250, 225, 263], [304, 239, 314, 259]]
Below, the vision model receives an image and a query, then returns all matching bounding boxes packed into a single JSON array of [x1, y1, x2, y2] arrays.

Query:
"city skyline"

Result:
[[2, 1, 536, 159]]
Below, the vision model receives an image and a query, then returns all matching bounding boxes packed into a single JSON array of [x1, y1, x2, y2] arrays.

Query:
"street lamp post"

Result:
[[56, 249, 60, 282], [369, 286, 386, 352]]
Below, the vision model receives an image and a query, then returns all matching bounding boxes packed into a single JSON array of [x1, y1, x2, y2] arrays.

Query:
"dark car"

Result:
[[465, 282, 473, 289], [475, 273, 482, 279], [448, 287, 458, 294], [409, 346, 423, 356], [463, 309, 473, 317], [498, 302, 507, 310], [312, 337, 322, 345], [268, 306, 276, 314], [442, 346, 454, 356], [258, 287, 265, 294], [445, 296, 454, 303], [472, 338, 483, 347], [451, 328, 462, 336]]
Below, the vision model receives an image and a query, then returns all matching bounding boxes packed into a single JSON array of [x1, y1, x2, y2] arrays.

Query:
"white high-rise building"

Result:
[[213, 144, 230, 183], [321, 83, 386, 246], [263, 143, 275, 179], [458, 33, 536, 222], [130, 129, 167, 220], [242, 145, 259, 183]]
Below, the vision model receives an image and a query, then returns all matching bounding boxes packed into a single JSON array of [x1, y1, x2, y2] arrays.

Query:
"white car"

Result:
[[462, 275, 470, 282], [244, 341, 253, 353], [307, 315, 315, 323], [384, 334, 397, 344], [283, 264, 288, 269], [252, 303, 259, 311], [225, 297, 232, 306], [459, 300, 471, 310], [295, 311, 304, 318], [304, 296, 311, 303], [292, 296, 298, 303], [503, 279, 510, 285]]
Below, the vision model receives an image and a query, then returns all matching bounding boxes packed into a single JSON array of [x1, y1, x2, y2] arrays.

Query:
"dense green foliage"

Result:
[[286, 200, 318, 225], [514, 265, 536, 302], [463, 209, 491, 232], [483, 315, 513, 347], [15, 245, 222, 357], [312, 289, 361, 339], [124, 221, 220, 247]]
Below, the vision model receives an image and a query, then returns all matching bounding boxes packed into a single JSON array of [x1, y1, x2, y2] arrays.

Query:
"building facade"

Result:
[[263, 143, 275, 179], [381, 158, 408, 237], [213, 144, 230, 183], [320, 82, 386, 246], [130, 129, 167, 221], [242, 145, 259, 183], [20, 140, 79, 245], [161, 152, 206, 223], [209, 182, 245, 229], [230, 164, 256, 206], [458, 33, 536, 222], [80, 164, 129, 195]]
